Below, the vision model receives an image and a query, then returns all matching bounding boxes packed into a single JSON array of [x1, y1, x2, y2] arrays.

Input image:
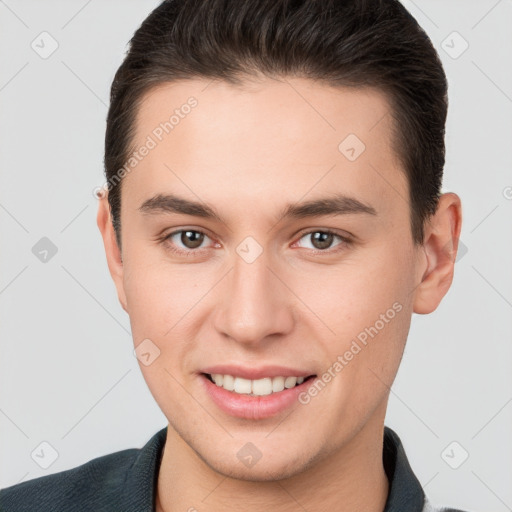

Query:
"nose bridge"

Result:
[[214, 243, 294, 344]]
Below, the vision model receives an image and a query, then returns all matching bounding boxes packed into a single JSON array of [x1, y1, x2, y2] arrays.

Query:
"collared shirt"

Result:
[[0, 425, 469, 511]]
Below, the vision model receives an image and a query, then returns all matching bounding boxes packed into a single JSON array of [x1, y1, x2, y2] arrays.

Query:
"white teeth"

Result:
[[284, 376, 297, 388], [272, 376, 285, 392], [209, 374, 308, 395], [222, 374, 235, 391], [252, 377, 273, 396], [234, 377, 252, 394]]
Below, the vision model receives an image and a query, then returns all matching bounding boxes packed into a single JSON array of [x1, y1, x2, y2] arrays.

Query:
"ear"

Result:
[[413, 192, 463, 314], [96, 191, 128, 313]]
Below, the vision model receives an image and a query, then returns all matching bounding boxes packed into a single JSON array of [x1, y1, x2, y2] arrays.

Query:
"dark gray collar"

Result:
[[383, 425, 426, 511]]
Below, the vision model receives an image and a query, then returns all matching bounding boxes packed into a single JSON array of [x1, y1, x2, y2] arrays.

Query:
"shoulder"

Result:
[[0, 427, 167, 512], [0, 446, 140, 512]]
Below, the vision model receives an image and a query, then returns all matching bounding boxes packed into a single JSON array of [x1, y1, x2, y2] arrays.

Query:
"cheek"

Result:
[[121, 258, 203, 412], [292, 245, 415, 404], [123, 254, 198, 335], [122, 253, 216, 380], [291, 244, 414, 332]]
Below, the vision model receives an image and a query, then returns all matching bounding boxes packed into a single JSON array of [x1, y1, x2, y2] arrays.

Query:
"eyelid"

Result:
[[292, 228, 352, 252], [294, 227, 353, 240], [160, 225, 213, 238]]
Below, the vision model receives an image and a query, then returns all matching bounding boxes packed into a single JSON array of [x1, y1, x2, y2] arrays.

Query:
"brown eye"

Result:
[[310, 232, 334, 250], [295, 230, 347, 252], [179, 230, 204, 249], [164, 229, 210, 253]]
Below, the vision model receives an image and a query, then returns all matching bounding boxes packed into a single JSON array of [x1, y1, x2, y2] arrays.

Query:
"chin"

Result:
[[211, 459, 305, 482], [199, 444, 320, 483]]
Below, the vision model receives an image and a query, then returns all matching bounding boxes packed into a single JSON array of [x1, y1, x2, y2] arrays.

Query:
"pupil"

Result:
[[312, 232, 333, 250], [182, 230, 204, 249]]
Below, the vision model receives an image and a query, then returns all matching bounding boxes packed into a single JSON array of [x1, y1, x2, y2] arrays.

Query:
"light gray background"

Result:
[[0, 1, 511, 511]]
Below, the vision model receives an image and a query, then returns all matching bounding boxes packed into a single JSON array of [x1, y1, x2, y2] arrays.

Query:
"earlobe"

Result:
[[413, 193, 463, 315], [96, 193, 129, 313]]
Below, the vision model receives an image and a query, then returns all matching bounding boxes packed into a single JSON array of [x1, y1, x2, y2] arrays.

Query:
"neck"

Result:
[[155, 414, 389, 512]]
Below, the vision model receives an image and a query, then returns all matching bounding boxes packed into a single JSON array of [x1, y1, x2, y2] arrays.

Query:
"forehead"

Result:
[[123, 77, 407, 220]]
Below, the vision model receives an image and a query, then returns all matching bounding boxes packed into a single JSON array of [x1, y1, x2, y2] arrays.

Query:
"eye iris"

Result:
[[181, 230, 204, 249], [311, 232, 333, 250]]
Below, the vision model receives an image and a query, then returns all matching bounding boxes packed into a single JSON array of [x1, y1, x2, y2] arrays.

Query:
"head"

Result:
[[97, 0, 461, 481]]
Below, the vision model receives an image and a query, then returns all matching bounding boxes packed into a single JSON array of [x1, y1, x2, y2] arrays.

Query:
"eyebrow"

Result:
[[138, 193, 377, 223], [279, 195, 377, 219]]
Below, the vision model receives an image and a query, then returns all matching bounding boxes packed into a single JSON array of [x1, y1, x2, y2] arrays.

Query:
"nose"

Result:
[[212, 248, 295, 347]]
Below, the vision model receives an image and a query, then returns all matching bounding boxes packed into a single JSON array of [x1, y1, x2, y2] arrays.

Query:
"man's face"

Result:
[[104, 77, 426, 479]]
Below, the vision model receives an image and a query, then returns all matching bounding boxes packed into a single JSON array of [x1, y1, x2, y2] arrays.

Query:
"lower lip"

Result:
[[200, 374, 315, 420]]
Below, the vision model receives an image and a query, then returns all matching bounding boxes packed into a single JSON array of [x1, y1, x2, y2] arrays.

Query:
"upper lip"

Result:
[[201, 364, 316, 380]]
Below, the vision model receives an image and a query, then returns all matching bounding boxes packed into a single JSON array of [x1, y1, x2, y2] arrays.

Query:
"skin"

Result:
[[97, 76, 462, 512]]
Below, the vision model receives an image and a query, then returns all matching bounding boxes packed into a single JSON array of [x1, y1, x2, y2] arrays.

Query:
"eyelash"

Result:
[[159, 228, 352, 257]]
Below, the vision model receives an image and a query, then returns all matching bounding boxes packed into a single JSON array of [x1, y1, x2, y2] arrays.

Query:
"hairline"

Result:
[[110, 76, 421, 251]]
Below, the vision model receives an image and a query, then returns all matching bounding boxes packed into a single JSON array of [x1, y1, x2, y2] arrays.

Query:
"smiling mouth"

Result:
[[202, 372, 316, 396]]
